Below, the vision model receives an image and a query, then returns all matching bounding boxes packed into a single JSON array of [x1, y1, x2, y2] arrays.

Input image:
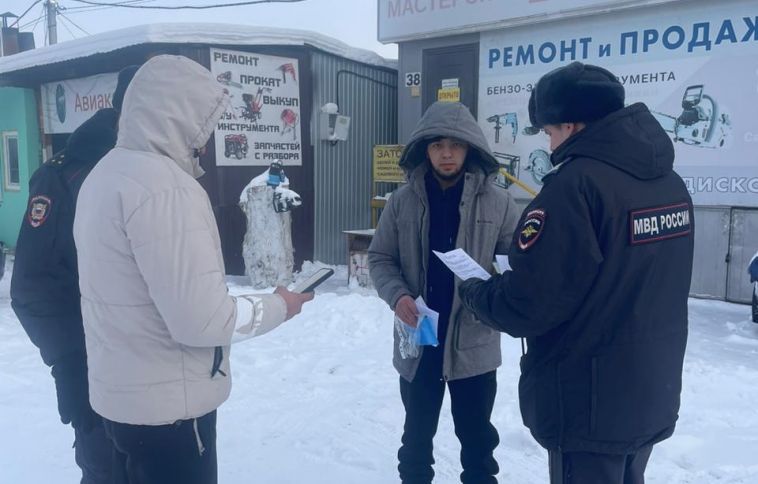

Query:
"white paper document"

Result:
[[433, 248, 491, 281], [495, 255, 512, 273]]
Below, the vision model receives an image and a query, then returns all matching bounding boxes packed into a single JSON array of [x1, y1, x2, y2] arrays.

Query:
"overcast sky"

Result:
[[4, 0, 397, 58]]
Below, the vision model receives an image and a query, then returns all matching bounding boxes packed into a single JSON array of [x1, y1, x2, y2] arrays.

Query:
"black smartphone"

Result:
[[292, 268, 334, 293]]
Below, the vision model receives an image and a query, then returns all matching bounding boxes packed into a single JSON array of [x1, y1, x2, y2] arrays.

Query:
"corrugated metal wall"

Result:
[[310, 51, 398, 264]]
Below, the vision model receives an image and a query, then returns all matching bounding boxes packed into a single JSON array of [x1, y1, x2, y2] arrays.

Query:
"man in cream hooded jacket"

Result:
[[74, 55, 312, 484]]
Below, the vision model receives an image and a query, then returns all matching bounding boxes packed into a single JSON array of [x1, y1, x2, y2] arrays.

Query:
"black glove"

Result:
[[458, 278, 484, 310], [50, 352, 98, 433]]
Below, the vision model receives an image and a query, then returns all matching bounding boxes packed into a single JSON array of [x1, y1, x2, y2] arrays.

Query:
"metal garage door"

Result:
[[726, 209, 758, 303], [690, 207, 730, 299]]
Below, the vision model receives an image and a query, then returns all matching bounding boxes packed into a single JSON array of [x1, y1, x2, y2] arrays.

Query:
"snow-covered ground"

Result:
[[1, 259, 757, 483]]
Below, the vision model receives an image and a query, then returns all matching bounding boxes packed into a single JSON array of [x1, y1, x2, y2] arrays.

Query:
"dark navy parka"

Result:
[[11, 108, 118, 367], [460, 103, 694, 454]]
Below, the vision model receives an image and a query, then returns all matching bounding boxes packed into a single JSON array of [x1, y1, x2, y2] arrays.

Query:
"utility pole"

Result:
[[45, 0, 57, 45]]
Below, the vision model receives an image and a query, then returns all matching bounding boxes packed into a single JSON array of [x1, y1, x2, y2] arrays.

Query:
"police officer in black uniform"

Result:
[[459, 62, 694, 484], [11, 65, 138, 484]]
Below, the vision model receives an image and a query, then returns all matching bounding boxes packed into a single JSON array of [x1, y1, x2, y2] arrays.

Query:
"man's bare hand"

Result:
[[394, 295, 419, 327], [274, 287, 315, 320]]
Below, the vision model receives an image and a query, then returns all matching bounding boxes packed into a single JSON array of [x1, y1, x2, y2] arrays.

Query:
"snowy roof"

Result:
[[0, 23, 397, 76]]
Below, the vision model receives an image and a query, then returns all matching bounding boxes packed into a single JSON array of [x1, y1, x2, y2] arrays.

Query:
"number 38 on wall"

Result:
[[405, 72, 421, 87]]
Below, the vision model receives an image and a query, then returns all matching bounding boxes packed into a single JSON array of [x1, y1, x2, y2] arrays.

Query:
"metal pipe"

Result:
[[500, 168, 537, 197]]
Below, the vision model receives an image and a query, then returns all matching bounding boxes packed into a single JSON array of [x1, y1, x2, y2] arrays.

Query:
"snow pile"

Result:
[[1, 259, 758, 482], [239, 170, 298, 288]]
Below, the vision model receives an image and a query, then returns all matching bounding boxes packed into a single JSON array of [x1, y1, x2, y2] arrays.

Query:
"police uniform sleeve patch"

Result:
[[28, 195, 52, 228], [630, 202, 691, 245], [518, 209, 546, 251]]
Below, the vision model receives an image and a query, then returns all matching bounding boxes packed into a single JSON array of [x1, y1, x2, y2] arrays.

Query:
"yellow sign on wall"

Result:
[[437, 87, 460, 102], [373, 145, 405, 182]]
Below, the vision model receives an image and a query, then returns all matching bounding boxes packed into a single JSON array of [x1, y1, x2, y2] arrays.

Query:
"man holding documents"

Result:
[[458, 62, 694, 484], [369, 101, 520, 484]]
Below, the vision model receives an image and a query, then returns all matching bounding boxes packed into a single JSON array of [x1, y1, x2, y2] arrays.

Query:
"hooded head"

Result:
[[112, 65, 140, 113], [399, 102, 498, 176], [116, 55, 230, 178], [526, 62, 625, 131]]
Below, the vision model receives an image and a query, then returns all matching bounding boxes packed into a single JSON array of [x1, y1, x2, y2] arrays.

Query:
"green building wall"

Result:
[[0, 87, 41, 249]]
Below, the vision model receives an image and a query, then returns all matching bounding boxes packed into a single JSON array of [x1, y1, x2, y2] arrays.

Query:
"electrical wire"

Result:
[[28, 13, 45, 33], [65, 0, 153, 8], [62, 0, 156, 14], [19, 4, 47, 30], [58, 13, 78, 38], [20, 13, 45, 31], [13, 0, 303, 46], [19, 15, 43, 30], [69, 0, 306, 10], [9, 0, 43, 27], [57, 10, 91, 35]]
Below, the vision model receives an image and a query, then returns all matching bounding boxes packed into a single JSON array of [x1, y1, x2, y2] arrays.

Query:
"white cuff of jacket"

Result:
[[231, 293, 288, 343]]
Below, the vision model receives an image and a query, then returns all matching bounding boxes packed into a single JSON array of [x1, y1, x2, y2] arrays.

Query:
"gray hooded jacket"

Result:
[[368, 102, 521, 382]]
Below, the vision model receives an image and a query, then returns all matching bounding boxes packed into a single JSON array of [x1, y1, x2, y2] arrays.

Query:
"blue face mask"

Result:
[[415, 315, 439, 347]]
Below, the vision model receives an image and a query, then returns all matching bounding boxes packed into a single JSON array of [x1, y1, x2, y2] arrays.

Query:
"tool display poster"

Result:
[[42, 72, 118, 134], [478, 0, 758, 206], [211, 48, 302, 166]]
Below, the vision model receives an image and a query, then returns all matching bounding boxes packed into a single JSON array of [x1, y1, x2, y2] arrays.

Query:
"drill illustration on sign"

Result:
[[486, 113, 518, 144], [281, 109, 299, 141], [277, 63, 297, 84]]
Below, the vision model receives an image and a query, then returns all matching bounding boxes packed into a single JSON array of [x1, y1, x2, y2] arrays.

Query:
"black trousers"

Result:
[[398, 346, 500, 484], [74, 418, 119, 484], [549, 445, 653, 484], [103, 410, 217, 484]]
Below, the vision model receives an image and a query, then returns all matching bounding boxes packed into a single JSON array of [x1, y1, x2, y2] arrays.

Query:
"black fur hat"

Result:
[[527, 62, 625, 129], [112, 65, 140, 113]]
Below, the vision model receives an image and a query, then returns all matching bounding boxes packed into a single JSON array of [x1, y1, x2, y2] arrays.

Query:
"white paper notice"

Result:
[[433, 249, 491, 281], [496, 255, 512, 273]]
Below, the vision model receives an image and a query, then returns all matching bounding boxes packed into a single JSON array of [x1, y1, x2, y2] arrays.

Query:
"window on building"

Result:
[[2, 132, 20, 191]]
